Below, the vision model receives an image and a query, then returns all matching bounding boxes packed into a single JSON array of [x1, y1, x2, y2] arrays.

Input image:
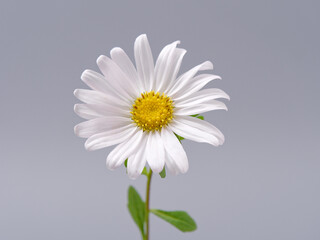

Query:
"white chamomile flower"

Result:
[[74, 34, 229, 179]]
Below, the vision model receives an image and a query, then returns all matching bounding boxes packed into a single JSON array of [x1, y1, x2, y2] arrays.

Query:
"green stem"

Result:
[[144, 169, 153, 240]]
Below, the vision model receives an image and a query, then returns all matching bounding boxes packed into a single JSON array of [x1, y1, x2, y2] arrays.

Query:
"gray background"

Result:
[[1, 0, 319, 239]]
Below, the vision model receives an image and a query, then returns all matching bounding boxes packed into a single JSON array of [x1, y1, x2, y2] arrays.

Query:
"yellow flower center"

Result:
[[131, 91, 174, 132]]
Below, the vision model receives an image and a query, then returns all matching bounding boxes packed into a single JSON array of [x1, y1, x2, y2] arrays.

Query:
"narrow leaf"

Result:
[[124, 159, 128, 167], [159, 167, 166, 178], [127, 186, 145, 235], [191, 114, 204, 120], [150, 209, 197, 232], [141, 167, 148, 176], [174, 133, 185, 142]]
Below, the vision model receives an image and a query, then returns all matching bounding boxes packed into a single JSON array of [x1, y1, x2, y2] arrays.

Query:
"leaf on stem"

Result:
[[174, 133, 185, 142], [127, 186, 146, 235], [159, 167, 166, 178], [191, 114, 204, 120], [141, 167, 148, 176], [150, 209, 197, 232]]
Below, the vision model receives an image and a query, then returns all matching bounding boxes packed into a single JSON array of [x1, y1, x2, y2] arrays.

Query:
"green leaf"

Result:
[[124, 159, 128, 167], [159, 167, 166, 178], [191, 114, 204, 120], [174, 133, 184, 142], [141, 167, 148, 176], [150, 209, 197, 232], [127, 186, 145, 235]]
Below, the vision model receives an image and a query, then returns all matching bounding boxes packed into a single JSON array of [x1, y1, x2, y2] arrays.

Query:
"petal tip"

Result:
[[84, 139, 94, 151], [110, 47, 122, 56], [174, 40, 181, 46], [106, 158, 115, 170], [135, 34, 149, 46], [137, 33, 147, 39], [128, 171, 140, 180], [74, 125, 80, 136], [73, 104, 78, 112], [180, 163, 189, 174], [84, 143, 91, 151], [96, 55, 106, 65], [202, 61, 213, 70], [218, 134, 225, 146], [106, 154, 121, 171], [150, 163, 165, 174], [80, 69, 91, 81]]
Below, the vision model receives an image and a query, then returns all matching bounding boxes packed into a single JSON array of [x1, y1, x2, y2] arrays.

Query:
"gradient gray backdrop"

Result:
[[1, 0, 319, 239]]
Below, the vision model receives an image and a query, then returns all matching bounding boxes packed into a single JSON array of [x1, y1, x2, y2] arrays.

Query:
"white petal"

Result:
[[85, 125, 137, 151], [81, 69, 130, 106], [74, 117, 132, 138], [174, 88, 230, 107], [97, 55, 139, 99], [174, 100, 227, 116], [81, 70, 113, 95], [166, 61, 213, 96], [74, 104, 130, 120], [154, 41, 186, 92], [173, 74, 221, 100], [106, 130, 144, 170], [74, 89, 107, 105], [134, 34, 155, 92], [73, 89, 129, 107], [174, 74, 221, 101], [169, 116, 224, 146], [164, 151, 180, 175], [146, 131, 165, 173], [110, 47, 143, 93], [161, 127, 189, 174], [74, 104, 102, 120], [127, 134, 148, 179]]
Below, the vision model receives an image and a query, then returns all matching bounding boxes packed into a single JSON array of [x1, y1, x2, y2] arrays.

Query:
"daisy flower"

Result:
[[74, 34, 229, 179]]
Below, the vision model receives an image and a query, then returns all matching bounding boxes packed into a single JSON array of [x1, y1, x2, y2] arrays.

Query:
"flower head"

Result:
[[74, 34, 229, 179]]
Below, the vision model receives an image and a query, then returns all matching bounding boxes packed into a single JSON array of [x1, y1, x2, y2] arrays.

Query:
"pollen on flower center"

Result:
[[131, 91, 174, 132]]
